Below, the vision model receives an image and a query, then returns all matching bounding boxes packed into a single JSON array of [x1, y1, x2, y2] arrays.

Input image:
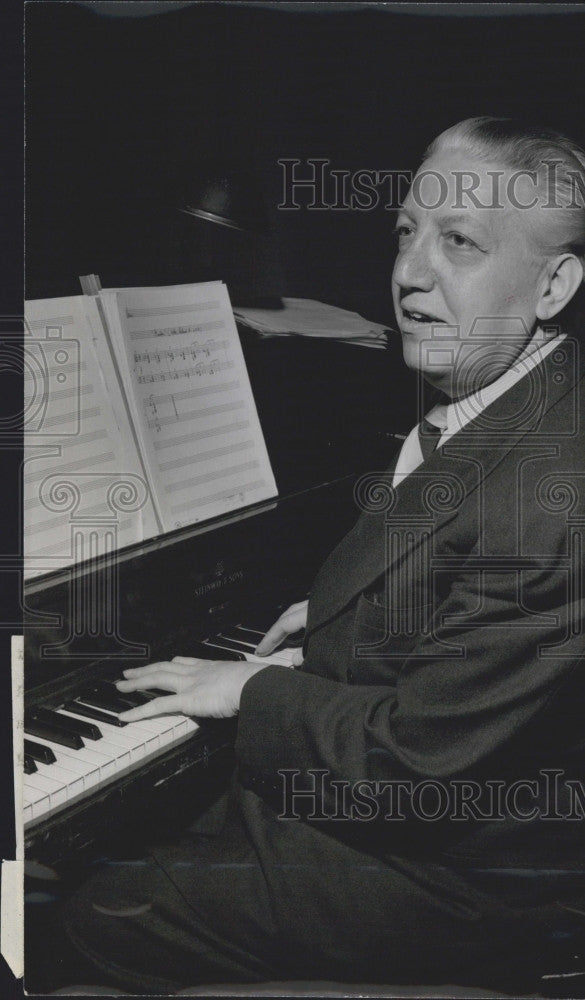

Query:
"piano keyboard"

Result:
[[23, 625, 300, 829]]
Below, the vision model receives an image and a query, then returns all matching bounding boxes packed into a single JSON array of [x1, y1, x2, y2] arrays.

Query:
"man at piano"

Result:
[[58, 117, 585, 993]]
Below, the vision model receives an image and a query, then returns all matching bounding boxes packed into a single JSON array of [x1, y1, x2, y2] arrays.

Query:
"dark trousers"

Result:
[[26, 791, 585, 995]]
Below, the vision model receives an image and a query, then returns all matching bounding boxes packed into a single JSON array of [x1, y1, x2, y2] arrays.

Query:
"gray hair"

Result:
[[423, 116, 585, 331]]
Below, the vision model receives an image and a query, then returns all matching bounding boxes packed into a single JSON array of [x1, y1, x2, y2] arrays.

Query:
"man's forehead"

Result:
[[399, 193, 510, 244], [400, 197, 498, 231], [400, 151, 538, 232]]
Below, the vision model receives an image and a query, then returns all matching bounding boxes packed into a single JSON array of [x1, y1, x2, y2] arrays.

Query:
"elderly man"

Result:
[[51, 117, 585, 994]]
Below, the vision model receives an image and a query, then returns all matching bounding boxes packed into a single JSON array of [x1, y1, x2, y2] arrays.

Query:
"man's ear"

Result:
[[536, 253, 584, 321]]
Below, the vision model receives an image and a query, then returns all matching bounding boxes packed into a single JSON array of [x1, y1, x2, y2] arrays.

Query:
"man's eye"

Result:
[[393, 225, 414, 241], [446, 232, 475, 249]]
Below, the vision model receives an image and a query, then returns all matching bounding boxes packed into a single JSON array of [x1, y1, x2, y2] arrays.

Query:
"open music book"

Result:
[[24, 280, 277, 579]]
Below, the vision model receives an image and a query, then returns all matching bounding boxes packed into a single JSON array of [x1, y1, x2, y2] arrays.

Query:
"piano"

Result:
[[22, 335, 411, 869], [23, 476, 366, 866]]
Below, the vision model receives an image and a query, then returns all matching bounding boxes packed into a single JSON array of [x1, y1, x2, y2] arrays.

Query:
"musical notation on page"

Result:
[[134, 339, 234, 384], [106, 282, 277, 532]]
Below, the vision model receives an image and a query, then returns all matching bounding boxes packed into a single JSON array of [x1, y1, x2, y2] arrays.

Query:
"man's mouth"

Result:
[[402, 308, 444, 324]]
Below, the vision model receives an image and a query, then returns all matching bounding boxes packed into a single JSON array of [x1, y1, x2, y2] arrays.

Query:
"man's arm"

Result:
[[235, 563, 583, 813]]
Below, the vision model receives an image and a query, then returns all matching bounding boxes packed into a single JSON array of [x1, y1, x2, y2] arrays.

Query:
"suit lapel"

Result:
[[307, 341, 584, 635]]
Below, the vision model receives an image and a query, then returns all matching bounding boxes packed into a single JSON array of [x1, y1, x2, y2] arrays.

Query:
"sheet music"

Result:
[[100, 282, 277, 531], [23, 297, 158, 579]]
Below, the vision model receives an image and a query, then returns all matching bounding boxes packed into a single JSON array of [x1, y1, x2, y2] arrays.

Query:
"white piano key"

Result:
[[24, 770, 69, 811], [22, 778, 49, 813], [54, 718, 135, 770], [36, 760, 86, 801], [27, 737, 102, 791], [68, 709, 151, 758], [124, 713, 197, 747], [22, 788, 37, 814], [218, 632, 258, 649], [46, 734, 118, 781], [23, 792, 49, 822], [61, 705, 194, 764], [23, 690, 198, 830], [201, 638, 296, 668], [271, 646, 299, 665], [241, 647, 298, 667], [69, 701, 196, 750], [234, 626, 268, 641]]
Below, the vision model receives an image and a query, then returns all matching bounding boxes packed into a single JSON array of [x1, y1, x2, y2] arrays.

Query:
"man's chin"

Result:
[[401, 338, 443, 375], [400, 343, 454, 395]]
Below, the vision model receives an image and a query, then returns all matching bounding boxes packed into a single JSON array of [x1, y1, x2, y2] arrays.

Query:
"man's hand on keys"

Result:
[[254, 600, 308, 666], [117, 657, 264, 720], [115, 602, 308, 721]]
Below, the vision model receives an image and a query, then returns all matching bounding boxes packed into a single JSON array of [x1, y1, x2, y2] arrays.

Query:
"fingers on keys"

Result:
[[122, 660, 201, 680], [255, 602, 308, 655], [117, 671, 185, 695], [255, 622, 289, 655], [118, 694, 182, 722]]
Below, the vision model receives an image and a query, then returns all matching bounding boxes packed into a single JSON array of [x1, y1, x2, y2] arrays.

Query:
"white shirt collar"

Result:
[[392, 331, 566, 489], [430, 331, 566, 445]]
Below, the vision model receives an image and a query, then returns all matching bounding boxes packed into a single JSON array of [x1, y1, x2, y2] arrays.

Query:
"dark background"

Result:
[[25, 2, 585, 327]]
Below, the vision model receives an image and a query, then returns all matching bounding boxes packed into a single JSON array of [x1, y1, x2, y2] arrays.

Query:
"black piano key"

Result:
[[24, 739, 57, 764], [230, 626, 266, 643], [197, 640, 246, 661], [143, 688, 171, 698], [24, 755, 38, 774], [63, 700, 128, 728], [31, 707, 102, 741], [101, 681, 152, 708], [76, 685, 138, 715], [240, 622, 306, 648], [216, 630, 257, 650], [24, 715, 84, 750], [243, 611, 284, 633]]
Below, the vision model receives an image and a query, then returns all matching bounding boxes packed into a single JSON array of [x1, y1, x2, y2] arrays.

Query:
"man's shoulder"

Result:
[[482, 336, 583, 453]]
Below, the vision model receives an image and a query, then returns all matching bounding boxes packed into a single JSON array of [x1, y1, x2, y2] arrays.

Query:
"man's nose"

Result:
[[393, 238, 435, 292]]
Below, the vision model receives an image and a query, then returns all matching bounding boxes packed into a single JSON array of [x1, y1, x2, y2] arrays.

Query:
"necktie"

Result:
[[391, 405, 448, 488], [363, 406, 448, 606], [418, 416, 443, 463]]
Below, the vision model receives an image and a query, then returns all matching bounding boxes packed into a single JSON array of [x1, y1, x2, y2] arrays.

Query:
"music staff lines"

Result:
[[165, 459, 260, 496], [24, 444, 114, 486], [126, 301, 220, 319], [159, 439, 254, 474], [131, 325, 226, 342], [27, 315, 76, 330], [170, 478, 266, 516], [62, 427, 111, 449], [146, 399, 245, 431], [25, 427, 108, 454], [26, 405, 102, 431], [24, 382, 92, 405], [27, 517, 134, 558], [152, 420, 250, 451], [24, 359, 87, 380], [136, 359, 234, 384], [134, 338, 229, 361], [145, 380, 238, 408], [22, 464, 116, 516]]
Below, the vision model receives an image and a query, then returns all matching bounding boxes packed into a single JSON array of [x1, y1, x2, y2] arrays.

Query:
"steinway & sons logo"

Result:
[[193, 560, 244, 597]]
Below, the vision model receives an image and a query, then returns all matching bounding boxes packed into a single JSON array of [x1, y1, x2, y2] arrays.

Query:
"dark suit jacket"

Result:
[[236, 339, 585, 873]]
